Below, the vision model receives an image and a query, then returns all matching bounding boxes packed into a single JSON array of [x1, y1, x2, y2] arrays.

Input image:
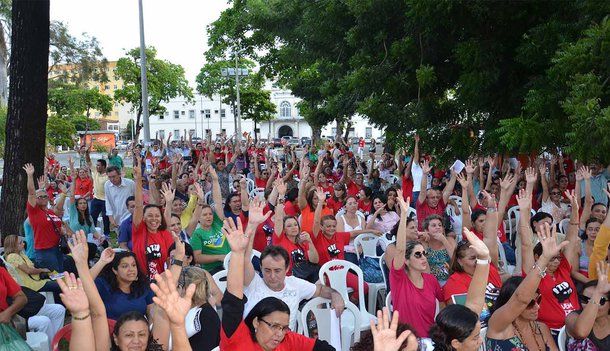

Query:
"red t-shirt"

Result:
[[0, 267, 21, 312], [358, 200, 372, 217], [131, 220, 174, 281], [27, 202, 63, 250], [402, 175, 414, 203], [253, 207, 274, 252], [313, 231, 351, 266], [220, 318, 316, 351], [416, 198, 447, 230], [300, 206, 333, 236], [75, 177, 93, 198], [537, 256, 580, 329], [389, 260, 442, 337], [326, 198, 344, 215], [283, 200, 298, 217], [442, 264, 502, 304], [272, 234, 311, 276], [358, 139, 365, 147], [254, 177, 267, 189], [346, 180, 363, 197]]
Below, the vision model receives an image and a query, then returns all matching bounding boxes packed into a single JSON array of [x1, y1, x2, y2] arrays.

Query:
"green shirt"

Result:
[[108, 154, 124, 170], [190, 214, 230, 271]]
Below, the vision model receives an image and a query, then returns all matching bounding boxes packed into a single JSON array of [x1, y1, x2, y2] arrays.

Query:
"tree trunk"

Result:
[[335, 119, 343, 142], [311, 125, 321, 144], [0, 0, 50, 240], [0, 21, 8, 107]]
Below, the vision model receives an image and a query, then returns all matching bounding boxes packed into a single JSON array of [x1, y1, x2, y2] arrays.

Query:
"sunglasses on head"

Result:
[[527, 294, 543, 309], [412, 251, 428, 259], [579, 295, 607, 306]]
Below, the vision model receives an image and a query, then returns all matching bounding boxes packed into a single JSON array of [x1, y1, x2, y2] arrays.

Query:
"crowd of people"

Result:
[[1, 131, 610, 351]]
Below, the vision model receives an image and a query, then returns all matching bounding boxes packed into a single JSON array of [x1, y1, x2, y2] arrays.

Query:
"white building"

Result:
[[118, 84, 383, 141]]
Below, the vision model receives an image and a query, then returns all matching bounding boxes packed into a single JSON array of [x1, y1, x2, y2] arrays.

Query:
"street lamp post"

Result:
[[234, 52, 242, 147], [138, 0, 150, 145]]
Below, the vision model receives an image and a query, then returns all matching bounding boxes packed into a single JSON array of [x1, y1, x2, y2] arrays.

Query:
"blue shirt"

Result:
[[118, 215, 133, 250], [95, 276, 154, 320], [581, 169, 609, 204]]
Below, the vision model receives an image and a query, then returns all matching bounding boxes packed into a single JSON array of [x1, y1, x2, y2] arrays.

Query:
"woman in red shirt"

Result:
[[220, 207, 333, 351], [326, 182, 347, 215], [132, 158, 174, 281]]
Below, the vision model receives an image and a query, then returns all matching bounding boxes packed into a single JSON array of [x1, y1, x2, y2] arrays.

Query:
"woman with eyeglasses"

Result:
[[23, 163, 68, 272], [272, 180, 320, 283], [538, 164, 570, 225], [519, 189, 581, 336], [220, 211, 333, 351], [389, 190, 442, 338], [565, 262, 610, 351]]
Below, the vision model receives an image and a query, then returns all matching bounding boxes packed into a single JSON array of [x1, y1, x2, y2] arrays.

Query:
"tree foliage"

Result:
[[114, 47, 193, 135], [46, 116, 76, 147], [207, 0, 610, 163], [48, 83, 112, 119]]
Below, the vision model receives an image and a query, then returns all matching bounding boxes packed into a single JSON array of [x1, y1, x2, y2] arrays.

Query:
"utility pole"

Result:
[[235, 53, 242, 148], [138, 0, 150, 145]]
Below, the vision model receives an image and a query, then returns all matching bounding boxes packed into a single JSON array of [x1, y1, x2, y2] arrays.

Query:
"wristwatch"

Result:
[[476, 257, 490, 265], [278, 198, 285, 204], [171, 258, 183, 267]]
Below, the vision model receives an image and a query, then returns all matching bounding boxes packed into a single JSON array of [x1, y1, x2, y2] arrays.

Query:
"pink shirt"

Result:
[[390, 260, 442, 337]]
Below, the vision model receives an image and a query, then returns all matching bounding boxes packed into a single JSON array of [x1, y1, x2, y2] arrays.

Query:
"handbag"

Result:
[[359, 256, 384, 283], [0, 323, 31, 351], [45, 211, 69, 253], [6, 286, 46, 319]]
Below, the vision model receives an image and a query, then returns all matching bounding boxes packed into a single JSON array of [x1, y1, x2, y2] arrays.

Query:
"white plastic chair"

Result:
[[204, 191, 213, 205], [497, 237, 515, 275], [385, 175, 400, 186], [212, 269, 228, 294], [299, 297, 361, 351], [558, 218, 570, 235], [223, 249, 262, 270], [354, 234, 386, 314], [319, 260, 377, 332], [449, 195, 462, 207], [557, 326, 566, 351], [406, 206, 417, 222], [479, 327, 487, 351], [379, 253, 390, 291], [246, 178, 255, 193], [507, 206, 536, 247], [385, 291, 393, 315], [335, 208, 346, 218], [248, 187, 265, 199]]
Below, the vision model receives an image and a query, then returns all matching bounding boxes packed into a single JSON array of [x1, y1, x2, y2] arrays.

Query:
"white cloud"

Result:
[[50, 0, 230, 86]]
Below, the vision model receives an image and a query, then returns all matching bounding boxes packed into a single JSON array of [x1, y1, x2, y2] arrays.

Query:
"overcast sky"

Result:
[[50, 0, 231, 86]]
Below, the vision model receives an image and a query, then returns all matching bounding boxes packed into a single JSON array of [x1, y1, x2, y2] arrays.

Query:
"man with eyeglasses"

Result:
[[242, 245, 345, 331], [416, 158, 457, 231]]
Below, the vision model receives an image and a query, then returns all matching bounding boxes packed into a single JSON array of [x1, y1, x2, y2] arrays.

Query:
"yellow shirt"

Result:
[[588, 224, 610, 280], [6, 253, 48, 291], [92, 171, 108, 200], [180, 195, 198, 228]]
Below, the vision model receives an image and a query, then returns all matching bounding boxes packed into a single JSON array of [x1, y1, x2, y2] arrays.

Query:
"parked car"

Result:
[[281, 136, 292, 142], [287, 137, 300, 147], [272, 138, 283, 148], [117, 141, 129, 150], [301, 137, 312, 147]]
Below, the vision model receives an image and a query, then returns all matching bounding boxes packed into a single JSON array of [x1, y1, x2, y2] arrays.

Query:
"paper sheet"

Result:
[[329, 308, 342, 351]]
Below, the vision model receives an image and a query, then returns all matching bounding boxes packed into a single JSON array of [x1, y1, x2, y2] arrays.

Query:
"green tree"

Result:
[[114, 47, 193, 135], [48, 83, 112, 118], [46, 116, 76, 147]]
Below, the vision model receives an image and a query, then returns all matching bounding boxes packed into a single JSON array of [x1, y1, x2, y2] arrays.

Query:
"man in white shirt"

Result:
[[104, 165, 135, 228], [243, 246, 345, 331]]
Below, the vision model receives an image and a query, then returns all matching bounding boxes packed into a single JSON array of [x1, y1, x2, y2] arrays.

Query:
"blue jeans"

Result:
[[90, 198, 109, 235], [411, 191, 420, 208], [502, 242, 516, 266], [35, 247, 63, 272]]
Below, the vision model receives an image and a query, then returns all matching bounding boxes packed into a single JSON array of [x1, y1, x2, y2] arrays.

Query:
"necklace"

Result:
[[512, 320, 544, 351]]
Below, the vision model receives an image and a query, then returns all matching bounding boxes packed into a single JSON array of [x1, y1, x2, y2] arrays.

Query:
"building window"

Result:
[[113, 84, 117, 89], [181, 111, 185, 115], [331, 127, 337, 136], [205, 109, 211, 119], [189, 110, 195, 119], [280, 101, 291, 118], [365, 127, 372, 138], [221, 109, 226, 118], [95, 112, 101, 117], [174, 130, 180, 139], [114, 102, 119, 107], [173, 110, 179, 119], [158, 130, 165, 140], [104, 85, 110, 90]]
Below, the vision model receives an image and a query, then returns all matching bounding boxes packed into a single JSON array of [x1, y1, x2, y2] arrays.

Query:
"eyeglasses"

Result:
[[550, 191, 562, 196], [527, 294, 543, 309], [550, 255, 562, 262], [259, 318, 290, 334], [412, 251, 428, 259], [36, 194, 49, 199], [579, 295, 607, 306]]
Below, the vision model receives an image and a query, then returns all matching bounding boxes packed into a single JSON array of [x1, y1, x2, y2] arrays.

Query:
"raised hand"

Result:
[[370, 308, 417, 351], [315, 187, 326, 204], [525, 167, 537, 184], [170, 231, 185, 260], [465, 159, 476, 174], [99, 247, 115, 265], [595, 262, 610, 295], [23, 163, 35, 175], [248, 198, 272, 226], [563, 189, 579, 211], [275, 178, 286, 196], [538, 163, 547, 177], [537, 222, 569, 259], [57, 272, 89, 316], [133, 156, 142, 178], [456, 172, 469, 189], [57, 182, 69, 194], [480, 190, 496, 208], [150, 270, 195, 326], [222, 218, 249, 253], [500, 173, 515, 191], [161, 182, 175, 204], [396, 189, 410, 213], [68, 230, 89, 266], [516, 189, 532, 211], [37, 175, 47, 189], [421, 159, 431, 174], [462, 228, 490, 259], [193, 182, 204, 201]]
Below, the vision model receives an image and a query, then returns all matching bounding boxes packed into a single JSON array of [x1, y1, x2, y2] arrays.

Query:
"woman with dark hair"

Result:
[[132, 158, 175, 280], [273, 180, 320, 282], [366, 194, 400, 234], [538, 164, 570, 225], [111, 311, 163, 351], [420, 214, 456, 284], [520, 189, 580, 335], [352, 309, 418, 351], [327, 182, 347, 214], [389, 190, 443, 338], [220, 205, 333, 350], [429, 226, 491, 351], [485, 217, 566, 350], [385, 187, 400, 213], [565, 262, 610, 351], [94, 250, 154, 320], [357, 186, 374, 216], [299, 166, 334, 236]]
